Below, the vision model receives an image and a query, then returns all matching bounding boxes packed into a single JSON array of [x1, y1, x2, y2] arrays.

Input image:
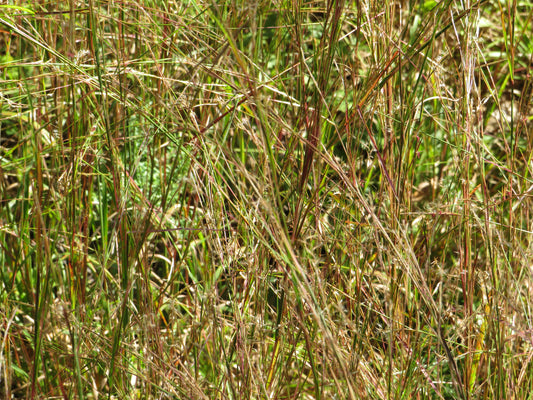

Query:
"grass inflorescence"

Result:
[[1, 0, 533, 398]]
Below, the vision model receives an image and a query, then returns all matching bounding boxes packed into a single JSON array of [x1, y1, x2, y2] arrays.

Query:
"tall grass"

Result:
[[1, 0, 532, 398]]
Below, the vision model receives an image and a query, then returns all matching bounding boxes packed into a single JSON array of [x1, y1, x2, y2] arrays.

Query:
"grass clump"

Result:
[[1, 0, 533, 399]]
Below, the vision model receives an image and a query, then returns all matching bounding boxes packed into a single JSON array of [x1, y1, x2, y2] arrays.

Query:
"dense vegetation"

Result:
[[1, 0, 532, 398]]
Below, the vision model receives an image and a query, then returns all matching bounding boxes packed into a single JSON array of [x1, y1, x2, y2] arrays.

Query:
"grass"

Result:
[[1, 0, 533, 398]]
